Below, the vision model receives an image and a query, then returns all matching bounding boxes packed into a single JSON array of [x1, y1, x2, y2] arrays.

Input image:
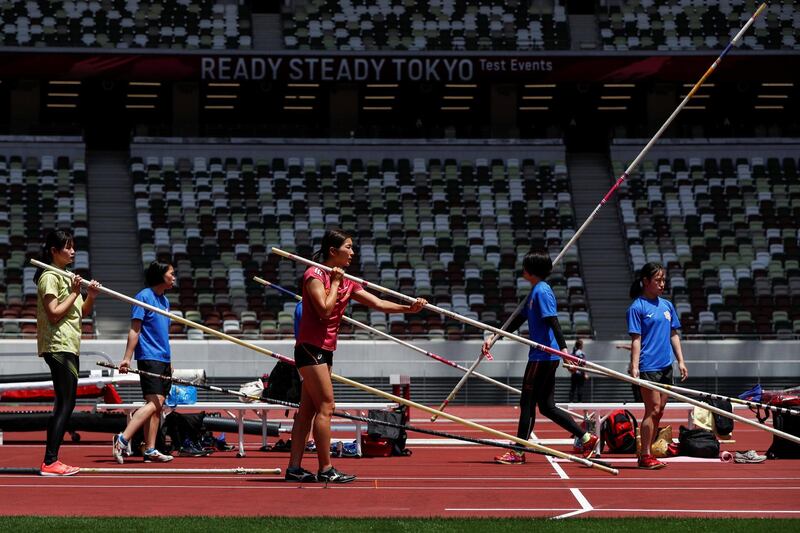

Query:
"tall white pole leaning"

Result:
[[271, 247, 800, 446], [433, 1, 768, 418]]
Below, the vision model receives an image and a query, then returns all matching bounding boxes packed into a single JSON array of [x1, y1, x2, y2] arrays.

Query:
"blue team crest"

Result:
[[663, 310, 671, 321]]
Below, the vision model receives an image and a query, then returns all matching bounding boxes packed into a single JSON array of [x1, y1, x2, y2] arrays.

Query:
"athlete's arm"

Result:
[[305, 274, 341, 318], [119, 319, 142, 374], [351, 290, 426, 313], [671, 329, 688, 381], [544, 316, 568, 352], [629, 334, 642, 379]]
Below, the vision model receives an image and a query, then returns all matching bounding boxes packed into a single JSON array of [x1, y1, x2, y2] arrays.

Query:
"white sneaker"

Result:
[[143, 449, 174, 463], [734, 450, 766, 464], [112, 434, 126, 465]]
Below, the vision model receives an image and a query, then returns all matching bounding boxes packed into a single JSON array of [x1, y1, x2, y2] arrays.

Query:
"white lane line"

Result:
[[532, 429, 594, 520], [554, 457, 724, 463], [552, 488, 594, 520], [445, 507, 800, 514], [546, 455, 569, 480]]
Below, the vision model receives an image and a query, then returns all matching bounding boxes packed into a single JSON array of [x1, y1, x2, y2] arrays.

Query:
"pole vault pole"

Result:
[[272, 248, 800, 446], [434, 1, 769, 417], [96, 362, 614, 469], [554, 2, 766, 266], [30, 260, 616, 475]]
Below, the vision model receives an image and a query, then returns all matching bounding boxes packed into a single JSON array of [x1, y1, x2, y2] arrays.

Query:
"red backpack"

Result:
[[601, 409, 638, 453]]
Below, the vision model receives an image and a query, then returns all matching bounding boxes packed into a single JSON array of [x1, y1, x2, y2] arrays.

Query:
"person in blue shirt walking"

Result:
[[627, 262, 688, 470], [112, 261, 176, 464], [484, 251, 598, 464]]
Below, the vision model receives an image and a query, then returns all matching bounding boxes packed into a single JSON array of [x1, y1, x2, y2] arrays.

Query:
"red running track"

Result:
[[0, 406, 798, 518]]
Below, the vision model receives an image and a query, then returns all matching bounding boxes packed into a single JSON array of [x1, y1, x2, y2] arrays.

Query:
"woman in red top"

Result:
[[285, 228, 426, 483]]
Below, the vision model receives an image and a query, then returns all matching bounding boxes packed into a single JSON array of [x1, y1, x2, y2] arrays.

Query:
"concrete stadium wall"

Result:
[[0, 136, 85, 159]]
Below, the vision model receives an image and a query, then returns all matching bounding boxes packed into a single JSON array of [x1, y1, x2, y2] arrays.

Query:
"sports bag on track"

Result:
[[264, 361, 301, 403], [678, 426, 720, 458], [767, 406, 800, 459], [366, 407, 411, 456], [601, 409, 638, 453], [708, 396, 734, 436]]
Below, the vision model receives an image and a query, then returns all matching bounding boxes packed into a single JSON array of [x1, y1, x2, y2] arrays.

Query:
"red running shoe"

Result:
[[494, 450, 526, 464], [40, 461, 80, 477], [666, 442, 680, 457], [574, 434, 600, 458], [638, 454, 667, 470]]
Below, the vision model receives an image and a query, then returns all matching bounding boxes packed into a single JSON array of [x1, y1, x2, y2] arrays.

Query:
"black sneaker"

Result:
[[180, 440, 213, 457], [285, 466, 317, 483], [317, 467, 356, 484]]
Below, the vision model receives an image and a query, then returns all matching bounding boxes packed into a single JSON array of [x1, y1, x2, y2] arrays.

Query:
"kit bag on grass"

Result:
[[678, 425, 720, 458], [264, 361, 301, 403], [601, 409, 638, 453]]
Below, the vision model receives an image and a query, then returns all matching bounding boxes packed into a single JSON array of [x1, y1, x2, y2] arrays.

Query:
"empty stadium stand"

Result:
[[616, 145, 800, 337], [598, 0, 799, 51], [0, 0, 252, 49], [0, 141, 94, 338], [130, 144, 592, 339], [282, 0, 570, 51]]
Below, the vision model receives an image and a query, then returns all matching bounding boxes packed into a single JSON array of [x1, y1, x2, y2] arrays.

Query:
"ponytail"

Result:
[[629, 262, 664, 299], [34, 229, 74, 284], [312, 228, 353, 262]]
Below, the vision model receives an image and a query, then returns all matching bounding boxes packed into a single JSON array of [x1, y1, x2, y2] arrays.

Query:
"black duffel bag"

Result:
[[264, 361, 302, 403], [679, 425, 720, 458]]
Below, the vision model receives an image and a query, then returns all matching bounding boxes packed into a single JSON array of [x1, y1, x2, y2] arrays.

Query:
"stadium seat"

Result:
[[132, 152, 591, 339]]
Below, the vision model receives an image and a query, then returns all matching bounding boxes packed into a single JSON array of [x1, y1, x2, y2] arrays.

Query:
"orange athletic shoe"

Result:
[[494, 450, 525, 464], [40, 461, 80, 476], [637, 454, 667, 470]]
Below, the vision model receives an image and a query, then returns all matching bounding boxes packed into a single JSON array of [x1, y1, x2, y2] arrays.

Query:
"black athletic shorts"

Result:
[[640, 365, 674, 385], [137, 360, 172, 397], [294, 343, 333, 369]]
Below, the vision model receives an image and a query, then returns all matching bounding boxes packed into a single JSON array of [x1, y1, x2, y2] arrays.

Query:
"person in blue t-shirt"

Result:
[[627, 262, 688, 470], [112, 261, 176, 464], [483, 251, 598, 465], [293, 301, 302, 338]]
